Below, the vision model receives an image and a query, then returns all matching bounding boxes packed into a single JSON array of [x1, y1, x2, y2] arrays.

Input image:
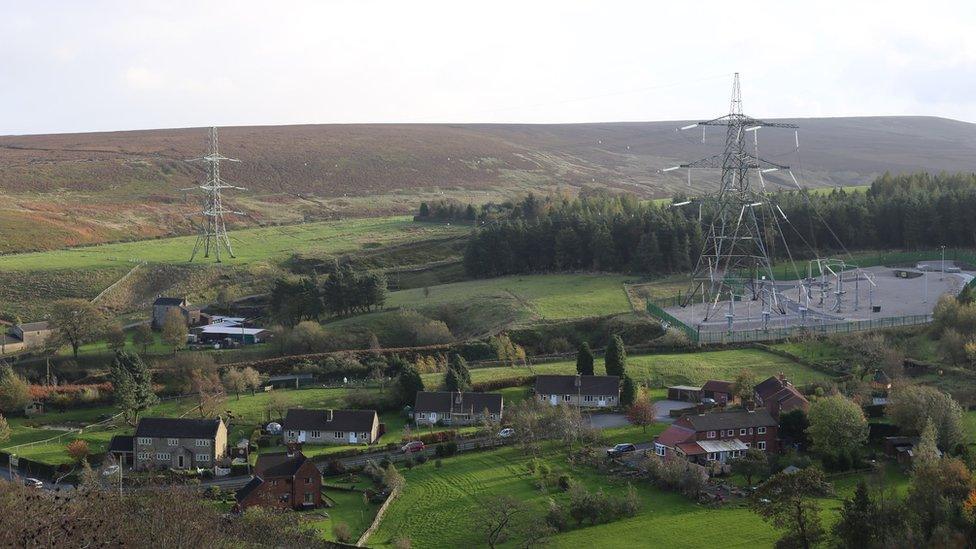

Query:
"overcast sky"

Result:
[[2, 0, 975, 135]]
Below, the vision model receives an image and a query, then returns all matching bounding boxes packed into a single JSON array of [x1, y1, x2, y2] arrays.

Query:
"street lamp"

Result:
[[941, 245, 946, 281]]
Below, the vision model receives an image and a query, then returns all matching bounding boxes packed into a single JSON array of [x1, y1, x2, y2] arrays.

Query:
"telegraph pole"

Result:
[[187, 127, 245, 262]]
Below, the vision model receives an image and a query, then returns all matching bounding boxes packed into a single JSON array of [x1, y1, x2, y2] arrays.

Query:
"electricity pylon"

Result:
[[186, 127, 245, 262], [674, 73, 798, 322]]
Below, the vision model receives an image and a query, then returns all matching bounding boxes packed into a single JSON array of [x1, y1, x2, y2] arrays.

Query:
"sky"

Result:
[[1, 0, 975, 135]]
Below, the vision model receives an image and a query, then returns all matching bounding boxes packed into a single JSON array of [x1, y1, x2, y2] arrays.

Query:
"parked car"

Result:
[[23, 478, 43, 489], [497, 428, 515, 438], [401, 441, 425, 454], [606, 443, 637, 458]]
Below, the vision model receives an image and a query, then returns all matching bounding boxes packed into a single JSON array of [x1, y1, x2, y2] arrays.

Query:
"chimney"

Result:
[[696, 404, 706, 416], [745, 400, 756, 412], [326, 409, 333, 422], [455, 391, 463, 405], [574, 375, 582, 388]]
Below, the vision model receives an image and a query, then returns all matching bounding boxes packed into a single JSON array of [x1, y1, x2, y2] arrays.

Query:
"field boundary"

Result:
[[91, 261, 146, 304], [356, 484, 402, 547]]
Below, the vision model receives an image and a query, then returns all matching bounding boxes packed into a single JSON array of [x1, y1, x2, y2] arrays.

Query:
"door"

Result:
[[549, 395, 558, 406], [177, 454, 185, 468], [349, 432, 358, 444], [598, 398, 607, 407], [429, 412, 437, 423]]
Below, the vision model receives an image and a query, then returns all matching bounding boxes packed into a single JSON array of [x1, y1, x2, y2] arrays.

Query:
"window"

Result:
[[156, 452, 170, 461], [563, 395, 571, 401], [195, 439, 210, 447], [334, 431, 342, 438], [739, 428, 747, 436], [748, 428, 753, 435], [362, 432, 369, 439], [418, 412, 427, 418], [757, 441, 766, 450], [707, 453, 716, 461], [304, 477, 311, 484], [167, 438, 178, 446], [584, 395, 594, 402], [287, 431, 296, 438], [745, 442, 751, 448], [757, 427, 766, 435], [272, 480, 279, 486], [304, 492, 314, 503], [707, 431, 716, 439], [655, 444, 666, 457], [280, 494, 290, 502], [196, 454, 210, 462], [311, 430, 320, 438], [138, 452, 150, 460], [137, 437, 152, 446]]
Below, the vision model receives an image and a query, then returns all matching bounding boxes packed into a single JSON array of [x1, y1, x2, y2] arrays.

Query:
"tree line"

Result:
[[269, 261, 387, 326], [442, 172, 976, 278]]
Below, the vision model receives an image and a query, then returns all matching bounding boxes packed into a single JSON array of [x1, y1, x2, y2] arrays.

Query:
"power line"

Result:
[[185, 127, 246, 262]]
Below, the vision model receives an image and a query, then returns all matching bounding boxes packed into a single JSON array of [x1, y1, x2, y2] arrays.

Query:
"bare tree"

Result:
[[479, 495, 526, 549], [49, 299, 105, 358]]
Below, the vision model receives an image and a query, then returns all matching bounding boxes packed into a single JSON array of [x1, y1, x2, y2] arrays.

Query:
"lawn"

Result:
[[306, 488, 380, 542], [0, 216, 466, 272], [370, 439, 909, 548], [386, 274, 635, 321]]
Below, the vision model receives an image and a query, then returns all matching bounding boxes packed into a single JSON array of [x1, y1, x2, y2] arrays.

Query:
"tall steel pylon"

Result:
[[186, 127, 245, 262], [676, 73, 798, 322]]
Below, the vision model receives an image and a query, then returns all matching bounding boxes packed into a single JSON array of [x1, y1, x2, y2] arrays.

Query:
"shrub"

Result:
[[415, 453, 428, 465], [230, 463, 249, 476], [332, 521, 353, 543], [545, 499, 569, 532], [434, 459, 443, 469], [557, 474, 573, 491], [434, 441, 458, 457]]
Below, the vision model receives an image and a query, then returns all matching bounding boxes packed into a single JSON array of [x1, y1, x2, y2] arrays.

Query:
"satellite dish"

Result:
[[103, 465, 120, 476]]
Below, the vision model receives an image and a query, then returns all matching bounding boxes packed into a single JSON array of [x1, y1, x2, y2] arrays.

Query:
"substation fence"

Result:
[[694, 314, 933, 344], [645, 302, 700, 343]]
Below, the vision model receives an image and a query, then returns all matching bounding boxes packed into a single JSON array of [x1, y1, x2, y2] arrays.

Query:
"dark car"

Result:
[[401, 441, 425, 454], [607, 443, 637, 458]]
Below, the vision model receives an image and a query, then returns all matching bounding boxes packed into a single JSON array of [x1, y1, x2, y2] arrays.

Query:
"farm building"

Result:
[[152, 297, 202, 329], [194, 325, 269, 345]]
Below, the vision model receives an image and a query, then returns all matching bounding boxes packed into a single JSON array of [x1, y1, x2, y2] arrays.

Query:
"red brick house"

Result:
[[754, 375, 809, 418], [233, 447, 322, 512], [653, 407, 779, 465]]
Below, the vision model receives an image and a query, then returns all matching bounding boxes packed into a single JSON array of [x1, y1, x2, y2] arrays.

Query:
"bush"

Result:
[[470, 376, 535, 392], [415, 453, 428, 465], [205, 485, 222, 500], [434, 459, 443, 469], [434, 441, 458, 457], [230, 463, 249, 476], [557, 474, 573, 492], [332, 521, 353, 543], [546, 499, 569, 532]]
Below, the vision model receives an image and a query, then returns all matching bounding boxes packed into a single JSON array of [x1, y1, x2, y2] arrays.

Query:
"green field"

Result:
[[0, 216, 466, 272], [387, 273, 635, 321], [370, 441, 906, 548], [439, 348, 831, 389]]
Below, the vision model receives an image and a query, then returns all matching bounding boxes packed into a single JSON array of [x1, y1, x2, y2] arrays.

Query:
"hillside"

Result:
[[0, 116, 973, 253]]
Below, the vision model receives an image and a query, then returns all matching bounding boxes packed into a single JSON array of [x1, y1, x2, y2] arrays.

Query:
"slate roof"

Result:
[[676, 409, 777, 432], [135, 417, 222, 439], [108, 435, 134, 453], [255, 451, 310, 478], [282, 409, 377, 433], [414, 391, 503, 415], [534, 375, 620, 396], [755, 376, 809, 413], [754, 376, 789, 400], [701, 380, 734, 394], [16, 321, 50, 332], [153, 297, 186, 306], [235, 476, 265, 502]]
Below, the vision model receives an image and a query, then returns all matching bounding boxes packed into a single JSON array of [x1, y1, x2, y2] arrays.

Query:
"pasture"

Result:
[[387, 274, 635, 321], [0, 216, 465, 272]]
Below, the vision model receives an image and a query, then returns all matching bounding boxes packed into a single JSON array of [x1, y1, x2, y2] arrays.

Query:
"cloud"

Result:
[[124, 67, 165, 91]]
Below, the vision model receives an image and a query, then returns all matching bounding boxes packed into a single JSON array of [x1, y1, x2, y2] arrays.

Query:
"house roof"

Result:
[[135, 417, 222, 439], [282, 409, 377, 433], [108, 435, 134, 454], [697, 439, 749, 453], [701, 380, 734, 394], [414, 391, 503, 415], [198, 326, 267, 336], [268, 374, 314, 382], [655, 425, 696, 447], [873, 369, 892, 384], [16, 321, 50, 332], [755, 376, 809, 412], [676, 442, 707, 455], [754, 376, 790, 400], [676, 409, 777, 432], [235, 476, 265, 502], [255, 451, 310, 478], [667, 385, 702, 392], [534, 375, 619, 396]]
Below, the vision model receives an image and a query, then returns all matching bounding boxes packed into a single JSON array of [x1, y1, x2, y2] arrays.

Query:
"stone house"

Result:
[[413, 391, 503, 426], [133, 417, 228, 470], [534, 375, 620, 408]]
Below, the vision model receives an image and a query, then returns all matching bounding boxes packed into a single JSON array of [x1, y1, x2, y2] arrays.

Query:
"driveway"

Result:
[[654, 400, 694, 423], [587, 413, 630, 430]]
